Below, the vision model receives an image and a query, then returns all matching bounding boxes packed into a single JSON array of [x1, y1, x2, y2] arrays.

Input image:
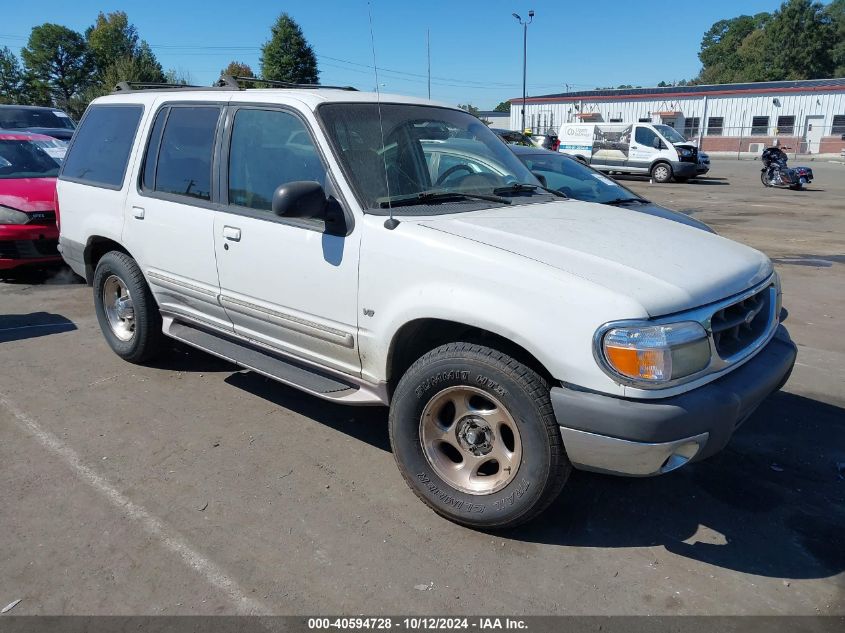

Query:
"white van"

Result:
[[558, 123, 700, 183]]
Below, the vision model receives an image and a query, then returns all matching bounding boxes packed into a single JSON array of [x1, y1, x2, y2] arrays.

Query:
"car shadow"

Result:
[[0, 312, 77, 343], [224, 371, 391, 452], [144, 341, 243, 374], [0, 264, 85, 286], [507, 391, 845, 580], [613, 175, 730, 186], [166, 351, 845, 581]]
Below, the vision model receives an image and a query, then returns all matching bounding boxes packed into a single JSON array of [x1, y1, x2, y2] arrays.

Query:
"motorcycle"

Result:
[[760, 146, 813, 190]]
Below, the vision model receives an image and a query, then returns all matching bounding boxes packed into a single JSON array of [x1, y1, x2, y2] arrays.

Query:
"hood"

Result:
[[622, 201, 714, 233], [416, 201, 772, 317], [0, 177, 57, 212]]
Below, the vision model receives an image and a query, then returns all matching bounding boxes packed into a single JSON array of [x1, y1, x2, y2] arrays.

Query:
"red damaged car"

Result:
[[0, 131, 62, 272]]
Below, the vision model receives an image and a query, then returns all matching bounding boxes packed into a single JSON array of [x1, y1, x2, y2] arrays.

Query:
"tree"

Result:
[[83, 12, 163, 97], [697, 13, 771, 83], [761, 0, 836, 80], [222, 61, 255, 78], [0, 47, 26, 104], [457, 104, 479, 115], [86, 11, 138, 78], [828, 0, 845, 76], [21, 24, 92, 111], [696, 1, 837, 83], [164, 68, 193, 85], [260, 13, 319, 84], [494, 100, 510, 112]]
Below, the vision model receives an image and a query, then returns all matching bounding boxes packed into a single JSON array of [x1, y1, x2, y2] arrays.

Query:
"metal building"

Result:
[[510, 78, 845, 154]]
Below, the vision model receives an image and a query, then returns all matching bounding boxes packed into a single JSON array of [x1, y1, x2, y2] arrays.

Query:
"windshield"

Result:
[[318, 104, 543, 211], [653, 124, 688, 144], [0, 139, 61, 179], [0, 107, 76, 130], [518, 151, 641, 204]]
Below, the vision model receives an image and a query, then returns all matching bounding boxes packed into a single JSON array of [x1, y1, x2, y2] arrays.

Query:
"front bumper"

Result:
[[552, 326, 796, 476], [671, 161, 699, 179], [0, 224, 61, 270]]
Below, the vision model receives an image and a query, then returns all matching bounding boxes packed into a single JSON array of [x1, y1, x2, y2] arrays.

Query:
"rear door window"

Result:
[[152, 106, 221, 201], [60, 105, 143, 189]]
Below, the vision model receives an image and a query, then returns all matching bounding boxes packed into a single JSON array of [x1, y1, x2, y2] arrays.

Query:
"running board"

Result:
[[163, 318, 387, 405]]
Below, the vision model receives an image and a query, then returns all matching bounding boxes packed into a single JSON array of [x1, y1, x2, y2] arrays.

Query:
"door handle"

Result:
[[222, 226, 241, 242], [132, 206, 145, 219], [631, 145, 638, 149]]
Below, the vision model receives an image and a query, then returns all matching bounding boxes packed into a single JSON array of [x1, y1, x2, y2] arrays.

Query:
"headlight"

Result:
[[679, 148, 692, 157], [0, 205, 30, 225], [598, 321, 711, 385]]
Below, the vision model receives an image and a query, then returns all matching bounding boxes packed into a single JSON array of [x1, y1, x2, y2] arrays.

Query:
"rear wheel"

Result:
[[93, 251, 164, 363], [389, 342, 570, 529], [651, 162, 673, 183]]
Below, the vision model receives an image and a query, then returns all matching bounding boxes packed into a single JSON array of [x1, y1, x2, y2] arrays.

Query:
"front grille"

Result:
[[0, 239, 60, 259], [710, 286, 772, 358]]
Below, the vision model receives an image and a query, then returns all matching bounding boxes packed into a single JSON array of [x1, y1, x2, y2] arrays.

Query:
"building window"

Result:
[[683, 117, 700, 138], [832, 115, 845, 135], [751, 116, 769, 136], [638, 117, 651, 122], [609, 118, 623, 122], [707, 117, 723, 136], [776, 116, 795, 135]]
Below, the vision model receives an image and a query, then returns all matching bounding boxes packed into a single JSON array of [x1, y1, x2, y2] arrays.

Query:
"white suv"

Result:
[[57, 83, 796, 529]]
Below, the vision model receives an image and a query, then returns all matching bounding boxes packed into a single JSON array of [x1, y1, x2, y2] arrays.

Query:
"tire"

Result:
[[651, 162, 673, 183], [389, 342, 570, 529], [761, 170, 773, 187], [93, 251, 164, 363]]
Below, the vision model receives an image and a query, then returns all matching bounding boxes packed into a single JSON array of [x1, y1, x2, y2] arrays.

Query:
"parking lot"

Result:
[[1, 158, 843, 615]]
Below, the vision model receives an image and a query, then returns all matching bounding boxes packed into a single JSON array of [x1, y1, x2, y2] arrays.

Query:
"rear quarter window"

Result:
[[60, 104, 144, 189]]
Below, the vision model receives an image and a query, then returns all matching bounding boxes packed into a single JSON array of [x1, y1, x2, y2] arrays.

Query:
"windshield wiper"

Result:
[[377, 190, 511, 208], [493, 182, 567, 198], [603, 197, 649, 205]]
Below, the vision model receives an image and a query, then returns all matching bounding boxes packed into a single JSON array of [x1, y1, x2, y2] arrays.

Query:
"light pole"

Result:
[[512, 9, 534, 133]]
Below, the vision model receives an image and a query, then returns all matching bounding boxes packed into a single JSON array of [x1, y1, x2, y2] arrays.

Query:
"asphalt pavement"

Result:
[[1, 158, 843, 615]]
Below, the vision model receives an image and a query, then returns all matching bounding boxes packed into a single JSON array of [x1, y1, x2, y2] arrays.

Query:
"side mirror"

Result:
[[651, 137, 661, 149], [532, 171, 548, 188], [271, 181, 327, 219]]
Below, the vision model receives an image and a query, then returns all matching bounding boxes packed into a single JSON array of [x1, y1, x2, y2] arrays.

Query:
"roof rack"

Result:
[[217, 74, 357, 91], [113, 81, 237, 93], [112, 76, 359, 94]]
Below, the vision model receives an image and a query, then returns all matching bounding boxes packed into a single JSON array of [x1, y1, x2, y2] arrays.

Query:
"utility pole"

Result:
[[512, 10, 534, 133], [427, 29, 431, 99]]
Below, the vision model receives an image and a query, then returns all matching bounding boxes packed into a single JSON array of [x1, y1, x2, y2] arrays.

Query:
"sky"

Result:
[[2, 0, 804, 108]]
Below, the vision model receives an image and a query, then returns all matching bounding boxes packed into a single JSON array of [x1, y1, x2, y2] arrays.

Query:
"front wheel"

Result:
[[761, 170, 773, 187], [389, 343, 570, 529], [651, 162, 673, 183], [93, 251, 164, 363]]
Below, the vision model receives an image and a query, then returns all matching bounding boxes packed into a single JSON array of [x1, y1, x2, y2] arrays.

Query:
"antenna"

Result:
[[368, 2, 398, 230]]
